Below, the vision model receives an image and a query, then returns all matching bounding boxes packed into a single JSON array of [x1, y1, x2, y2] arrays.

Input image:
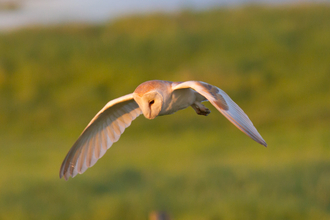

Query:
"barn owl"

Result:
[[60, 80, 267, 180]]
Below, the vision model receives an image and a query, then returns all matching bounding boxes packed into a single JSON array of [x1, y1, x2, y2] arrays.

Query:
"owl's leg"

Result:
[[191, 102, 211, 116]]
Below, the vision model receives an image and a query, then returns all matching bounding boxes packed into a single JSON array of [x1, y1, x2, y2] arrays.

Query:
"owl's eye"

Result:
[[149, 100, 155, 106]]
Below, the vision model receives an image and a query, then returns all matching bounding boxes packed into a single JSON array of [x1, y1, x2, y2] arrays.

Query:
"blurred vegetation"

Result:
[[0, 1, 21, 11], [0, 4, 330, 220]]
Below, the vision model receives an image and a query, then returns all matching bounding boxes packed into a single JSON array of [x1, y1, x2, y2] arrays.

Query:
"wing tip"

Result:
[[59, 173, 69, 181], [254, 134, 267, 147], [260, 140, 268, 148], [59, 167, 71, 181], [251, 134, 267, 148]]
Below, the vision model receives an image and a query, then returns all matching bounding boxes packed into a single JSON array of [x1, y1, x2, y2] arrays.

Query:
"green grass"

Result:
[[0, 3, 330, 220], [1, 127, 330, 219]]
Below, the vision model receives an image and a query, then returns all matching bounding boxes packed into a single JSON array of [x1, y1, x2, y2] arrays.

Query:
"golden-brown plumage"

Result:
[[60, 80, 267, 180]]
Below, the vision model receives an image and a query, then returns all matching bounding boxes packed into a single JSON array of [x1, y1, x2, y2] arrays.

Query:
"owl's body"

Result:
[[133, 80, 204, 118], [60, 80, 267, 180]]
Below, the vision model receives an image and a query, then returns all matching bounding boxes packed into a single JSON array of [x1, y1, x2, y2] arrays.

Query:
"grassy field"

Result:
[[0, 4, 330, 220]]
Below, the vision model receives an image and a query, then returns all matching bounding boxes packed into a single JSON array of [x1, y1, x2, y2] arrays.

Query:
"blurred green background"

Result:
[[1, 3, 330, 220]]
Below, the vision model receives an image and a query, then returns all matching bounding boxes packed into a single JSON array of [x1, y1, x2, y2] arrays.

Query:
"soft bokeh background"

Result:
[[1, 0, 330, 219]]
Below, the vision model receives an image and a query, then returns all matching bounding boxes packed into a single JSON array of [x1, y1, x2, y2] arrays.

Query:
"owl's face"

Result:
[[134, 91, 163, 119]]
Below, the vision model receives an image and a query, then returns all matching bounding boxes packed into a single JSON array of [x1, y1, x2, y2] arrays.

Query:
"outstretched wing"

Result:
[[173, 81, 267, 147], [59, 93, 142, 180]]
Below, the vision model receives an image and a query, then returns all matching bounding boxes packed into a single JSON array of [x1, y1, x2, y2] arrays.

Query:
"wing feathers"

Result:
[[61, 80, 267, 181], [59, 93, 142, 180], [173, 81, 267, 147]]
